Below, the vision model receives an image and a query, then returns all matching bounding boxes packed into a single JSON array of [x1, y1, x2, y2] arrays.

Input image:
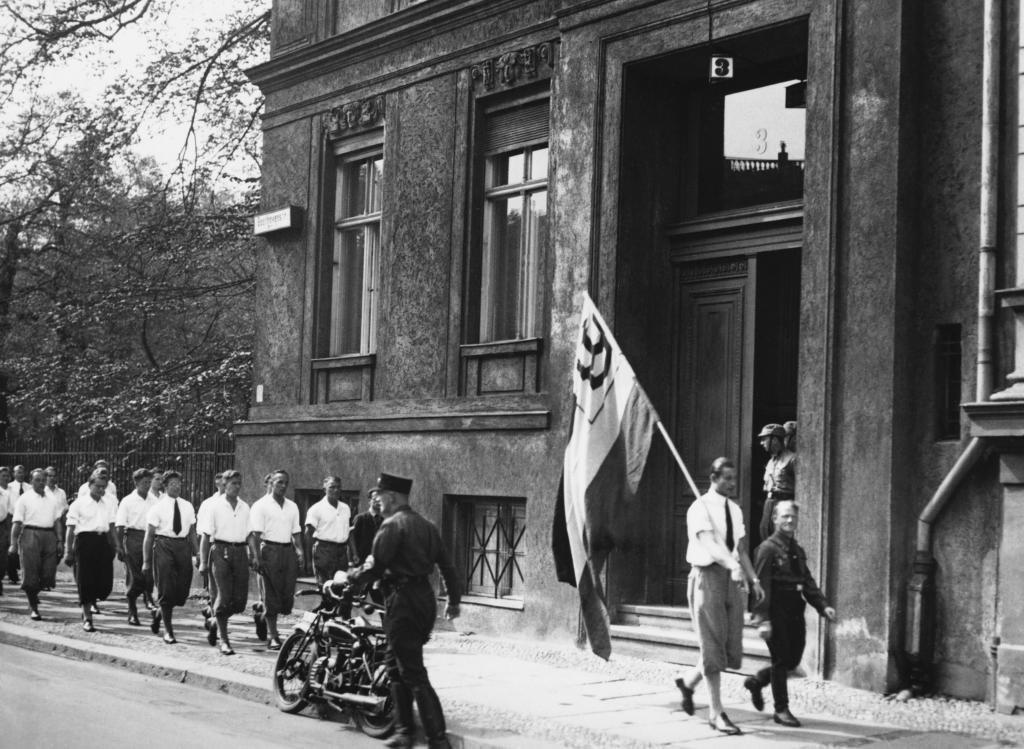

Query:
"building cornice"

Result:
[[247, 0, 553, 95]]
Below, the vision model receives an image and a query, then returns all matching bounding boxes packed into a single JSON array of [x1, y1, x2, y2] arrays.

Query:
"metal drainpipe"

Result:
[[902, 0, 1000, 697]]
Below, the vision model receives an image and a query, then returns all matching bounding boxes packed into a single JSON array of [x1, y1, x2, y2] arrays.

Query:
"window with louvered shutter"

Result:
[[472, 96, 550, 344]]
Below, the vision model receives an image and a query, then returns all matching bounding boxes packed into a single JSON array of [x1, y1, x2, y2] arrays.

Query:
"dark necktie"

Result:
[[172, 499, 182, 535], [724, 500, 735, 552]]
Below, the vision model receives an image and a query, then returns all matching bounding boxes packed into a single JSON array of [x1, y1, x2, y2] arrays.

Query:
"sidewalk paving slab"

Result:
[[0, 573, 1020, 748]]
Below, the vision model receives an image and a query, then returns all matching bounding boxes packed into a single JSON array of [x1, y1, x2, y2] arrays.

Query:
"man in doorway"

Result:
[[758, 423, 795, 543], [349, 487, 383, 567], [247, 469, 303, 650], [744, 500, 836, 727], [349, 473, 461, 749], [674, 457, 763, 735], [304, 475, 351, 585], [8, 468, 64, 620]]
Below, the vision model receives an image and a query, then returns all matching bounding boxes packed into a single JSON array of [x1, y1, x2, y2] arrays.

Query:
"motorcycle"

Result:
[[272, 575, 395, 738]]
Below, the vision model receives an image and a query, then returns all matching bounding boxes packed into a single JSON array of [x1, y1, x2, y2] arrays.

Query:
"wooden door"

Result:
[[662, 258, 754, 605]]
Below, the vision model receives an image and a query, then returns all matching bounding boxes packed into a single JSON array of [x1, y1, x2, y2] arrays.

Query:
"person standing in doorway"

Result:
[[674, 457, 763, 735], [247, 469, 303, 650], [757, 423, 796, 543], [744, 500, 836, 727]]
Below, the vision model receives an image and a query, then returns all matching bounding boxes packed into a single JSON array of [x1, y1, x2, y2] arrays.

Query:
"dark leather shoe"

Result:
[[709, 712, 742, 735], [150, 608, 161, 634], [743, 676, 765, 711], [674, 677, 695, 716], [128, 614, 141, 626], [774, 709, 801, 727], [207, 623, 218, 646]]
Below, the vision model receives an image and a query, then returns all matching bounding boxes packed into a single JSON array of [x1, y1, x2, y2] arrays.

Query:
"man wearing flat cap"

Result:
[[758, 423, 796, 543], [349, 472, 461, 749]]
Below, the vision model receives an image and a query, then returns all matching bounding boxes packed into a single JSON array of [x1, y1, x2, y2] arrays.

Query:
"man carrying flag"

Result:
[[552, 293, 658, 660]]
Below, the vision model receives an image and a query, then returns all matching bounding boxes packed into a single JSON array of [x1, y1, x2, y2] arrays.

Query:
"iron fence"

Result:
[[0, 434, 235, 510]]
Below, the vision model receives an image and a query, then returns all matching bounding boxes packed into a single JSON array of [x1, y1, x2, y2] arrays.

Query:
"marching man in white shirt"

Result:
[[65, 473, 118, 632], [142, 470, 197, 645], [304, 475, 351, 586], [77, 460, 118, 501], [115, 468, 159, 625], [674, 457, 764, 736], [0, 466, 12, 597], [198, 470, 250, 655], [247, 469, 304, 650], [8, 468, 63, 620]]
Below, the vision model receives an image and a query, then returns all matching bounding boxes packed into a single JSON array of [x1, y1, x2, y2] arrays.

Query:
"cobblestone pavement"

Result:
[[1, 571, 1021, 748]]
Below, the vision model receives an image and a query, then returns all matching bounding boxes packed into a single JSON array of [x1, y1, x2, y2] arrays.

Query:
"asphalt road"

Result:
[[0, 644, 385, 748]]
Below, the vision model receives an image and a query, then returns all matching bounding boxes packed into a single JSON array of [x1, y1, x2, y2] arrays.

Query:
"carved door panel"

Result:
[[663, 259, 753, 605]]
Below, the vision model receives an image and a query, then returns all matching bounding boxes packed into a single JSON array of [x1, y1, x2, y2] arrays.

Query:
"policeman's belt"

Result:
[[775, 583, 804, 592]]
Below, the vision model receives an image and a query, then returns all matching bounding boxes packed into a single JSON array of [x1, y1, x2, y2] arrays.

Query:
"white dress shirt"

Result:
[[67, 494, 115, 534], [116, 490, 158, 531], [77, 480, 117, 501], [146, 495, 196, 538], [45, 486, 68, 513], [12, 489, 63, 528], [248, 495, 300, 543], [305, 497, 352, 543], [198, 494, 251, 543], [685, 488, 746, 568]]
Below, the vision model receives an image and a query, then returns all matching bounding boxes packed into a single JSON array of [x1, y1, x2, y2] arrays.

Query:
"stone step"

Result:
[[608, 621, 772, 671], [616, 604, 693, 627]]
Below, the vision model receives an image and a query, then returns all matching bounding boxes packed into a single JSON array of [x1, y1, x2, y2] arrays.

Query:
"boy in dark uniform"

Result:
[[349, 473, 461, 749], [744, 501, 836, 727]]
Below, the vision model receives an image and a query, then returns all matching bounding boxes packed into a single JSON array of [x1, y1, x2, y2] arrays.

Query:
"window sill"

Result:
[[456, 594, 524, 611], [311, 354, 375, 403]]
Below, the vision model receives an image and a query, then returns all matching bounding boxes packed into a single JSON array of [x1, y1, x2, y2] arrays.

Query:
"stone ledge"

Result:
[[235, 410, 551, 436]]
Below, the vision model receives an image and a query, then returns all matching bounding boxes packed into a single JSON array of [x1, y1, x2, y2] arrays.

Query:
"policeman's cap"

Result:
[[758, 423, 786, 439], [376, 472, 412, 495]]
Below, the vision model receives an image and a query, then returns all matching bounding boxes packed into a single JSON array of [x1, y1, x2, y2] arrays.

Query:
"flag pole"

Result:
[[655, 420, 702, 499]]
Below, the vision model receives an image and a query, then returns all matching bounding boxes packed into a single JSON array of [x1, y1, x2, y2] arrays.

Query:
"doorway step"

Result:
[[610, 604, 771, 671]]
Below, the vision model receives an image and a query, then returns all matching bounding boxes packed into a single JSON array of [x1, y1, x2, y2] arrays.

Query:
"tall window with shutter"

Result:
[[467, 94, 550, 344]]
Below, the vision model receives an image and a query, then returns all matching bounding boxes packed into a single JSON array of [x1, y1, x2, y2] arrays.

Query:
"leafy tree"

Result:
[[0, 1, 270, 441]]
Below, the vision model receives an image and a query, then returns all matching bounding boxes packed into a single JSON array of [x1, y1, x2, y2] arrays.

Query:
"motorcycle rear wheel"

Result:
[[352, 698, 395, 738], [273, 632, 315, 713]]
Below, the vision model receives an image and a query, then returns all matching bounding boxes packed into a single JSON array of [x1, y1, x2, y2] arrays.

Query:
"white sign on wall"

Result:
[[253, 205, 302, 235]]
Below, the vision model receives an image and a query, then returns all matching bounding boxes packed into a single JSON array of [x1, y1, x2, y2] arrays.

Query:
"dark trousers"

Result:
[[123, 529, 153, 601], [311, 540, 348, 586], [75, 532, 115, 606], [385, 579, 448, 747], [211, 543, 249, 617], [753, 592, 806, 712]]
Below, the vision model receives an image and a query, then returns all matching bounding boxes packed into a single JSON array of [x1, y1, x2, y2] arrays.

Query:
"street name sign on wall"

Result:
[[253, 205, 303, 235]]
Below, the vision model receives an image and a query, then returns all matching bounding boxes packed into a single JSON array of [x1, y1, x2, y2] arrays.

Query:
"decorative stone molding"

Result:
[[470, 42, 554, 92], [325, 95, 386, 138], [678, 259, 748, 281]]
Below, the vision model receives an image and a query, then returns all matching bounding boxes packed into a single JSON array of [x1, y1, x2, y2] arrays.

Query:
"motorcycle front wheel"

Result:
[[273, 632, 315, 713]]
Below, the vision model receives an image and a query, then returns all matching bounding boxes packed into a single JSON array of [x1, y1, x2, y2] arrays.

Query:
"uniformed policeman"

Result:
[[349, 472, 460, 749], [757, 423, 796, 542], [744, 500, 836, 727]]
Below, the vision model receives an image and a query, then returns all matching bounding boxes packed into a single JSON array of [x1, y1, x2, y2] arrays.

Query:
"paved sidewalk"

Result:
[[0, 573, 1020, 748]]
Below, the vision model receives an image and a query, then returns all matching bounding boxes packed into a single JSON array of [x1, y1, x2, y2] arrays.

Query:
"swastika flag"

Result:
[[552, 293, 658, 660]]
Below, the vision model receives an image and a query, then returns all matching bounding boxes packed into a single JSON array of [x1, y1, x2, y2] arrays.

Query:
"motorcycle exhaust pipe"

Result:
[[324, 690, 387, 710]]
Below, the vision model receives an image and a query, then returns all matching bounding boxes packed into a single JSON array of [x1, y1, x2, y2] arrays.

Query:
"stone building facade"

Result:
[[242, 0, 1024, 708]]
